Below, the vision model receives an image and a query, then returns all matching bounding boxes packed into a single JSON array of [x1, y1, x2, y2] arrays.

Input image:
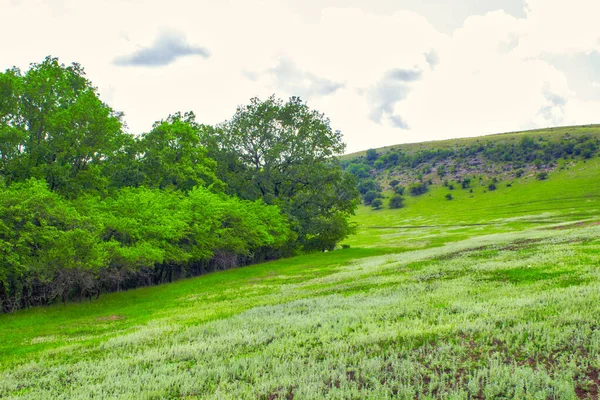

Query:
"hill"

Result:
[[1, 128, 600, 398], [341, 125, 600, 213]]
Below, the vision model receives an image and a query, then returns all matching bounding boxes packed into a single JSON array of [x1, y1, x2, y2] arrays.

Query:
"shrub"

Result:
[[371, 198, 383, 209], [408, 182, 428, 196], [461, 178, 471, 189], [389, 179, 400, 188], [363, 190, 379, 205], [445, 193, 453, 200], [389, 195, 404, 209], [488, 183, 497, 191], [536, 172, 548, 180], [394, 185, 406, 195], [366, 148, 378, 162]]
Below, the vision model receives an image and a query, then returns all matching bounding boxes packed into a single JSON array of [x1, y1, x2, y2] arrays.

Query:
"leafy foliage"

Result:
[[0, 59, 354, 311], [201, 95, 359, 251], [389, 195, 404, 209]]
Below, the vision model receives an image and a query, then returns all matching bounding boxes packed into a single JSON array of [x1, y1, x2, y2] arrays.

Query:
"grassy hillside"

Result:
[[1, 131, 600, 398], [343, 125, 600, 159], [343, 125, 600, 200]]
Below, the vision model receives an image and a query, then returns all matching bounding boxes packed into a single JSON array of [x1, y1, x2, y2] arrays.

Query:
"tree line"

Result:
[[0, 57, 358, 312]]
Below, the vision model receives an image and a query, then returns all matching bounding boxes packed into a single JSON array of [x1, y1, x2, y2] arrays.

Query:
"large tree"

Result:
[[201, 95, 359, 251], [0, 57, 125, 196]]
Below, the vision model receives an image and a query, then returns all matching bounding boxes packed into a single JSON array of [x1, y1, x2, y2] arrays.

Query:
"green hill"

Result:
[[1, 127, 600, 399]]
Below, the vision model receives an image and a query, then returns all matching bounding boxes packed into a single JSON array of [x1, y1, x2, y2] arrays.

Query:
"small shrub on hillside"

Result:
[[366, 148, 378, 162], [461, 178, 471, 189], [389, 179, 400, 188], [357, 179, 379, 195], [437, 165, 446, 177], [448, 184, 455, 190], [371, 198, 383, 209], [515, 169, 524, 178], [389, 195, 404, 209], [394, 185, 405, 195], [341, 244, 350, 249], [363, 190, 380, 205], [536, 172, 548, 180], [488, 183, 497, 191], [409, 182, 428, 196], [445, 193, 453, 200]]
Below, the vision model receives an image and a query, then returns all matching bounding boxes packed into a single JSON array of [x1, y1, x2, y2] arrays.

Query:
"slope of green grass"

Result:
[[1, 157, 600, 398], [343, 124, 600, 159], [345, 158, 600, 249]]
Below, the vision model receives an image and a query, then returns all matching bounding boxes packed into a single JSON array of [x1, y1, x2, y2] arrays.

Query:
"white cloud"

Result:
[[1, 0, 599, 151]]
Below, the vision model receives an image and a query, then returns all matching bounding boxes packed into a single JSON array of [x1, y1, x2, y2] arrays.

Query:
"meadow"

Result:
[[1, 156, 599, 398]]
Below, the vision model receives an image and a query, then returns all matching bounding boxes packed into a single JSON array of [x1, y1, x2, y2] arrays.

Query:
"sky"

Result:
[[2, 0, 600, 152]]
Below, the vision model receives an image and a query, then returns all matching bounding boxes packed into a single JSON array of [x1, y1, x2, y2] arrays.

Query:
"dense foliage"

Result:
[[200, 96, 359, 252], [0, 58, 357, 311]]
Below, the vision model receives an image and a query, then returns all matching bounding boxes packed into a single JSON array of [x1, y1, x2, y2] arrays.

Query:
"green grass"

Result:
[[342, 124, 600, 159], [345, 157, 600, 249], [1, 155, 600, 398]]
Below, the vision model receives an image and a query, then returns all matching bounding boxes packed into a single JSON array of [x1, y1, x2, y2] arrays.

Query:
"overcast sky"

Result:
[[3, 0, 600, 152]]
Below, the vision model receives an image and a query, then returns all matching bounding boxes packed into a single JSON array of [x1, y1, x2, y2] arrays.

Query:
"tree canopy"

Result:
[[201, 95, 359, 251], [0, 58, 360, 312], [0, 56, 125, 197]]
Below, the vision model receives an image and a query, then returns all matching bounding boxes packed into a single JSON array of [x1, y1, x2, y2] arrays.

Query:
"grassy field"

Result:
[[342, 124, 600, 159], [1, 151, 600, 398]]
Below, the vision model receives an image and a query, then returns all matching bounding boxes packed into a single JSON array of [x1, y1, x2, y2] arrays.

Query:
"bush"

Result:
[[389, 179, 400, 188], [371, 198, 383, 209], [461, 178, 471, 189], [366, 148, 378, 162], [394, 185, 406, 195], [363, 190, 379, 205], [389, 195, 404, 209], [488, 183, 497, 191], [445, 193, 453, 200], [536, 172, 548, 180], [408, 182, 428, 196]]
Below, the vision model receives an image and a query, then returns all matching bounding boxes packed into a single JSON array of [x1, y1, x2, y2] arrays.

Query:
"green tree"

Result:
[[366, 148, 378, 162], [138, 112, 222, 192], [371, 198, 383, 210], [363, 190, 379, 205], [389, 195, 404, 209], [409, 182, 428, 196], [201, 96, 359, 251], [0, 57, 125, 196]]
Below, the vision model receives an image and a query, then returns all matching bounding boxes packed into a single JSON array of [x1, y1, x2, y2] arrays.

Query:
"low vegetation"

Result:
[[1, 56, 600, 399], [0, 153, 598, 398]]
